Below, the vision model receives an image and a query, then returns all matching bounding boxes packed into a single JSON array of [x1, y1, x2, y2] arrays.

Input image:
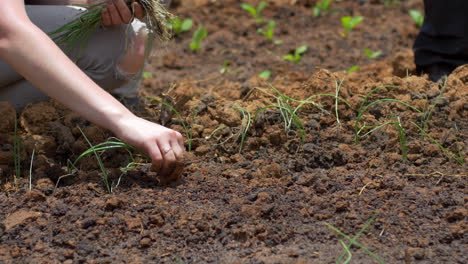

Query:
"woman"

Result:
[[0, 0, 184, 179]]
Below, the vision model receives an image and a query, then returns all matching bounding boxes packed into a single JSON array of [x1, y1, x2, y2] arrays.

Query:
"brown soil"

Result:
[[1, 1, 467, 263]]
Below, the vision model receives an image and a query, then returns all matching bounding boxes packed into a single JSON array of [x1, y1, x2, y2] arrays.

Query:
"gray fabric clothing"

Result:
[[0, 3, 169, 109]]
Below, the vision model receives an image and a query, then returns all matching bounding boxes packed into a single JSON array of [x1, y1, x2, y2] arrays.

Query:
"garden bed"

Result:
[[0, 0, 466, 263]]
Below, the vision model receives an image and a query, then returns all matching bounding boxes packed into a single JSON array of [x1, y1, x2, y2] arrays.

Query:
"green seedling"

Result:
[[346, 65, 360, 74], [241, 1, 267, 23], [341, 16, 364, 37], [72, 129, 141, 193], [257, 20, 276, 42], [413, 122, 465, 165], [149, 97, 193, 152], [354, 85, 422, 144], [233, 106, 252, 153], [220, 61, 231, 74], [13, 116, 21, 178], [189, 27, 208, 51], [29, 149, 35, 191], [255, 84, 350, 143], [364, 48, 382, 59], [383, 0, 400, 6], [142, 71, 153, 79], [325, 216, 384, 264], [420, 77, 446, 131], [258, 70, 272, 79], [359, 117, 408, 160], [313, 0, 332, 17], [409, 10, 424, 28], [283, 45, 308, 63], [168, 17, 193, 35]]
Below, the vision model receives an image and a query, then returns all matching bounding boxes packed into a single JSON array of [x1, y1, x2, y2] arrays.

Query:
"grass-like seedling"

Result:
[[241, 1, 267, 23], [284, 45, 308, 63], [255, 84, 350, 142], [29, 149, 35, 191], [149, 97, 193, 152], [49, 0, 173, 52], [257, 20, 276, 41], [420, 77, 447, 131], [74, 128, 143, 193], [325, 216, 384, 264], [233, 106, 252, 153], [364, 48, 382, 59], [409, 10, 424, 28], [189, 27, 208, 52], [354, 85, 422, 144], [258, 70, 272, 79], [341, 16, 364, 37], [168, 17, 193, 35], [313, 0, 332, 17], [13, 116, 21, 178], [412, 122, 465, 165], [346, 65, 360, 74]]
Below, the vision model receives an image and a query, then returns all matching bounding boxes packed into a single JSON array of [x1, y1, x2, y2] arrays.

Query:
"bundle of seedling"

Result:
[[50, 0, 173, 50]]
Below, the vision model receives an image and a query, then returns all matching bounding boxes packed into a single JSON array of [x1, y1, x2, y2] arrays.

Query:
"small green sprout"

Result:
[[234, 105, 252, 153], [258, 70, 271, 79], [168, 17, 193, 35], [409, 10, 424, 28], [341, 16, 364, 37], [283, 45, 308, 63], [189, 27, 208, 51], [258, 20, 276, 41], [241, 1, 267, 23], [313, 0, 332, 17], [383, 0, 400, 6], [142, 72, 153, 79], [13, 116, 22, 178], [364, 48, 382, 59], [346, 65, 360, 74]]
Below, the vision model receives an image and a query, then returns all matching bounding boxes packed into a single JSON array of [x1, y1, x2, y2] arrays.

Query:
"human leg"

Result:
[[413, 0, 468, 81]]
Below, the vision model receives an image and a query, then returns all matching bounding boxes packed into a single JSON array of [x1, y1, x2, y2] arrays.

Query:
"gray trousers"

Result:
[[0, 3, 168, 109]]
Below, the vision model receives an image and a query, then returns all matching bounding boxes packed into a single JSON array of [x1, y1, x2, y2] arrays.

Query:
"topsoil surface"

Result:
[[0, 0, 467, 263]]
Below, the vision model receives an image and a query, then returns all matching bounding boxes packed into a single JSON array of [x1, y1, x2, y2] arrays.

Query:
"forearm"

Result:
[[0, 21, 132, 134]]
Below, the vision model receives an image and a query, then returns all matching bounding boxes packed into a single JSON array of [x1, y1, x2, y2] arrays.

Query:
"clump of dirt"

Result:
[[1, 1, 467, 263]]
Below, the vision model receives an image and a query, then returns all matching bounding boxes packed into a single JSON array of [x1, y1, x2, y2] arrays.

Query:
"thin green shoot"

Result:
[[78, 127, 111, 193], [149, 97, 193, 152], [364, 48, 382, 59], [284, 45, 308, 63], [354, 85, 422, 144], [241, 1, 267, 23], [412, 122, 465, 165], [189, 27, 208, 51], [220, 61, 231, 74], [341, 16, 364, 37], [409, 10, 424, 28], [383, 0, 400, 6], [257, 20, 276, 41], [258, 70, 272, 79], [13, 116, 21, 178], [29, 149, 35, 191], [339, 240, 353, 264], [334, 78, 344, 126], [205, 125, 227, 140], [313, 0, 332, 17], [325, 216, 384, 264], [346, 65, 360, 74], [360, 118, 407, 160], [234, 106, 252, 153], [168, 17, 193, 35], [142, 71, 153, 79], [420, 77, 447, 131]]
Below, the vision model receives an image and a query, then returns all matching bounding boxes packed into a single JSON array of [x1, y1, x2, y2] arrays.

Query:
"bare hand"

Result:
[[91, 0, 145, 26], [114, 115, 186, 181]]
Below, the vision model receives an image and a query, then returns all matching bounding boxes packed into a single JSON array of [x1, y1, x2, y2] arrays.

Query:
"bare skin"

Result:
[[0, 1, 184, 179]]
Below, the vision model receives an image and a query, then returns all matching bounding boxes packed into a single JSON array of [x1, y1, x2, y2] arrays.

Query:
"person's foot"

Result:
[[416, 63, 455, 82]]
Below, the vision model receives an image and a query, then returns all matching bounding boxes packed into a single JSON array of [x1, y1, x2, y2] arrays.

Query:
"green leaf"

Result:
[[296, 45, 308, 55], [364, 48, 382, 59], [142, 72, 153, 79], [313, 7, 321, 17], [181, 19, 193, 32], [258, 70, 272, 79], [283, 54, 295, 62], [409, 10, 424, 28], [190, 27, 208, 51], [257, 1, 267, 14], [346, 65, 360, 74], [241, 3, 256, 17]]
